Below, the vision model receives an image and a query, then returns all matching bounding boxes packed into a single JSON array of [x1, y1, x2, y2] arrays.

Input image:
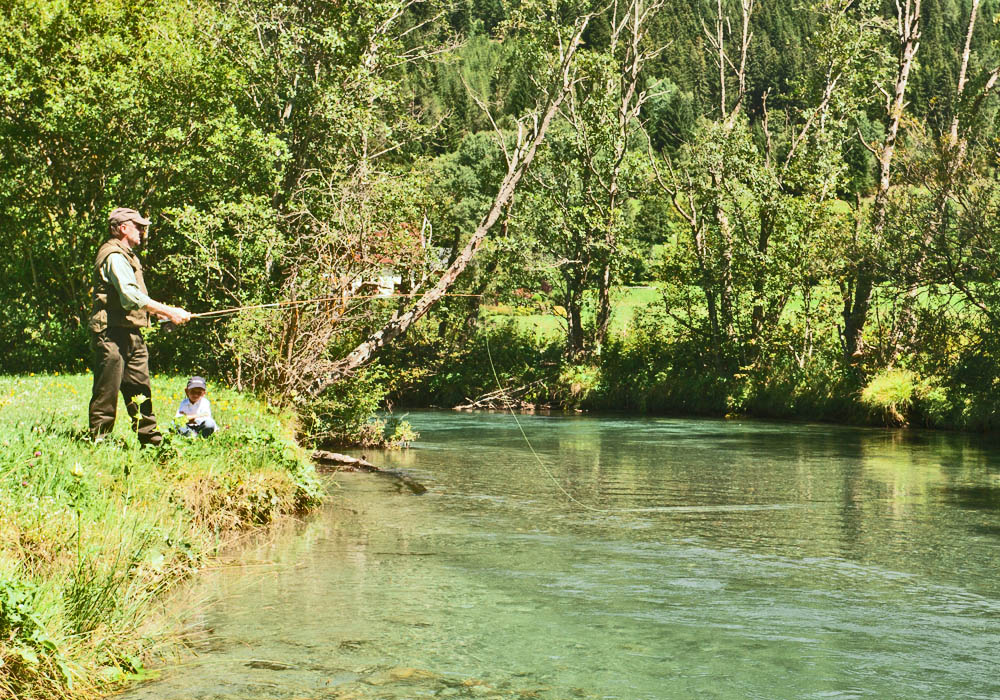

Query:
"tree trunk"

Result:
[[567, 287, 585, 359], [595, 256, 612, 351], [303, 16, 593, 397], [712, 170, 735, 343], [890, 0, 980, 359], [593, 0, 657, 352], [749, 206, 772, 355], [842, 0, 920, 362]]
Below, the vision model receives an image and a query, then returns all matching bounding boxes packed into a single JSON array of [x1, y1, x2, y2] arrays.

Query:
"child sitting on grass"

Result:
[[175, 376, 217, 437]]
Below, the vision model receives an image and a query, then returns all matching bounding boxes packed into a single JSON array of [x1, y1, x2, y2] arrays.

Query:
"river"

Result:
[[119, 411, 1000, 699]]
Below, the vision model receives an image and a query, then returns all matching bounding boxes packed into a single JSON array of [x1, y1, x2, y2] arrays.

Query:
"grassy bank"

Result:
[[0, 374, 324, 699]]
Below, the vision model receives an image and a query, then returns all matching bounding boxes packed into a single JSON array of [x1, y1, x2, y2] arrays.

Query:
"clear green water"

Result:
[[121, 412, 1000, 699]]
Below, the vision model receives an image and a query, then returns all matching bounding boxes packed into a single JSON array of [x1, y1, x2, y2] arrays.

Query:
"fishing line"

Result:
[[484, 331, 803, 516], [484, 331, 612, 514], [187, 293, 483, 320]]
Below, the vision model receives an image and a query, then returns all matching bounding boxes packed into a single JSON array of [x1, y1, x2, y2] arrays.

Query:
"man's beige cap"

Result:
[[108, 207, 151, 227]]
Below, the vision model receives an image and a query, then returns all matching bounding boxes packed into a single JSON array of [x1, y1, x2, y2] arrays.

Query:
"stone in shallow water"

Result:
[[389, 667, 439, 681], [245, 660, 295, 671], [363, 666, 441, 686]]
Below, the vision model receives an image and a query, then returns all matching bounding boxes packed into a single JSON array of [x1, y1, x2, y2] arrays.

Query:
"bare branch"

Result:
[[462, 73, 512, 167]]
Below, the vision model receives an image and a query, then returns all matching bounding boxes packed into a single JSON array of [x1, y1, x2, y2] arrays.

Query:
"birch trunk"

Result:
[[890, 0, 979, 359], [842, 0, 920, 361]]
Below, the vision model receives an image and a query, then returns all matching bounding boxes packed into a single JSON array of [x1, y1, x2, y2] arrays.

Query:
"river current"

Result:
[[119, 411, 1000, 699]]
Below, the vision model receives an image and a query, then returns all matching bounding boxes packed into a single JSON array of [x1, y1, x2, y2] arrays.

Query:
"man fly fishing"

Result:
[[88, 207, 192, 445]]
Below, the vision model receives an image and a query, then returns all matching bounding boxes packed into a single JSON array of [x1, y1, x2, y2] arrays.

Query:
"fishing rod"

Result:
[[157, 292, 483, 331]]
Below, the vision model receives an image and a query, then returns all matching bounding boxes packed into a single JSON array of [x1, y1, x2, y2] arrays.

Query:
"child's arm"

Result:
[[176, 399, 203, 420], [178, 399, 211, 422]]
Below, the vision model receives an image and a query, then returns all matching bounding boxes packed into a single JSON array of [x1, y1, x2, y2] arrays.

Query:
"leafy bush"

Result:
[[385, 320, 562, 408], [0, 578, 71, 687], [555, 364, 600, 408], [297, 363, 417, 448]]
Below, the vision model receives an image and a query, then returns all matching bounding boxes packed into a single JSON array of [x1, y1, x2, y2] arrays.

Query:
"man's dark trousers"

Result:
[[89, 328, 160, 443]]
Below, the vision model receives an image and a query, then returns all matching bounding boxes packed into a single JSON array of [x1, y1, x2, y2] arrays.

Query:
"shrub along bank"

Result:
[[0, 374, 324, 699], [388, 320, 1000, 431]]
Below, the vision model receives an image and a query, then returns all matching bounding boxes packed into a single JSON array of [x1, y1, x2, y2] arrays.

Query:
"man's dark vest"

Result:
[[88, 238, 150, 333]]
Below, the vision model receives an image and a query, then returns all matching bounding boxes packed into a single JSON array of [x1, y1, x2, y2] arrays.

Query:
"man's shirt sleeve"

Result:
[[102, 253, 152, 311]]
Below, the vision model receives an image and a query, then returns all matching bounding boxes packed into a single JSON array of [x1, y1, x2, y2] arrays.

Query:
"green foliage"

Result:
[[644, 79, 697, 153], [414, 35, 519, 150], [385, 319, 562, 407], [0, 578, 70, 686], [297, 363, 416, 448], [555, 364, 600, 408], [593, 310, 732, 415], [935, 340, 1000, 431], [385, 417, 420, 448]]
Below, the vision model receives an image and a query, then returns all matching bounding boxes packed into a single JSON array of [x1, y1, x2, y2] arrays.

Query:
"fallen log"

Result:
[[312, 450, 427, 495], [312, 450, 378, 470]]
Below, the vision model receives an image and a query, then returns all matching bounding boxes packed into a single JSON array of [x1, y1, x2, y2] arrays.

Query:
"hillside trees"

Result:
[[509, 0, 663, 359], [514, 125, 644, 358], [577, 0, 666, 353], [840, 0, 922, 363], [885, 0, 1000, 357], [837, 0, 999, 371], [652, 0, 888, 377]]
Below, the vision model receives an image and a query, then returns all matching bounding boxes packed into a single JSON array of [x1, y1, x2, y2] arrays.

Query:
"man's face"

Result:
[[120, 220, 146, 248]]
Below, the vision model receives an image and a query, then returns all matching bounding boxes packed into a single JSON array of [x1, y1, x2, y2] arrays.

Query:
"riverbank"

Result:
[[0, 374, 324, 699]]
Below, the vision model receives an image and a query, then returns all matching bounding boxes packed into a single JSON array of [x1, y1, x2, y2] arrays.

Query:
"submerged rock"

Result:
[[389, 666, 439, 681], [363, 665, 441, 686]]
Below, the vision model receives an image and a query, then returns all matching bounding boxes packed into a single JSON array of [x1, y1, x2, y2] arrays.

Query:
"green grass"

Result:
[[483, 285, 663, 339], [0, 374, 323, 699]]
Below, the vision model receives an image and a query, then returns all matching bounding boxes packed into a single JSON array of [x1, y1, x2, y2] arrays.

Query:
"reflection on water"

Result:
[[119, 412, 1000, 700]]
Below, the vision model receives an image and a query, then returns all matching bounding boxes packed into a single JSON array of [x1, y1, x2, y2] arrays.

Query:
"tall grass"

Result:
[[860, 369, 917, 426], [0, 374, 323, 699]]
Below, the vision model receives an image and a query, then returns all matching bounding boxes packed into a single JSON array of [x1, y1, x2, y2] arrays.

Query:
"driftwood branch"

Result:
[[312, 450, 428, 494], [453, 379, 549, 411]]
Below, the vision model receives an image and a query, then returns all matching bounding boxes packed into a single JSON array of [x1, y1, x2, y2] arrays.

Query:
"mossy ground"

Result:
[[0, 374, 324, 699]]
